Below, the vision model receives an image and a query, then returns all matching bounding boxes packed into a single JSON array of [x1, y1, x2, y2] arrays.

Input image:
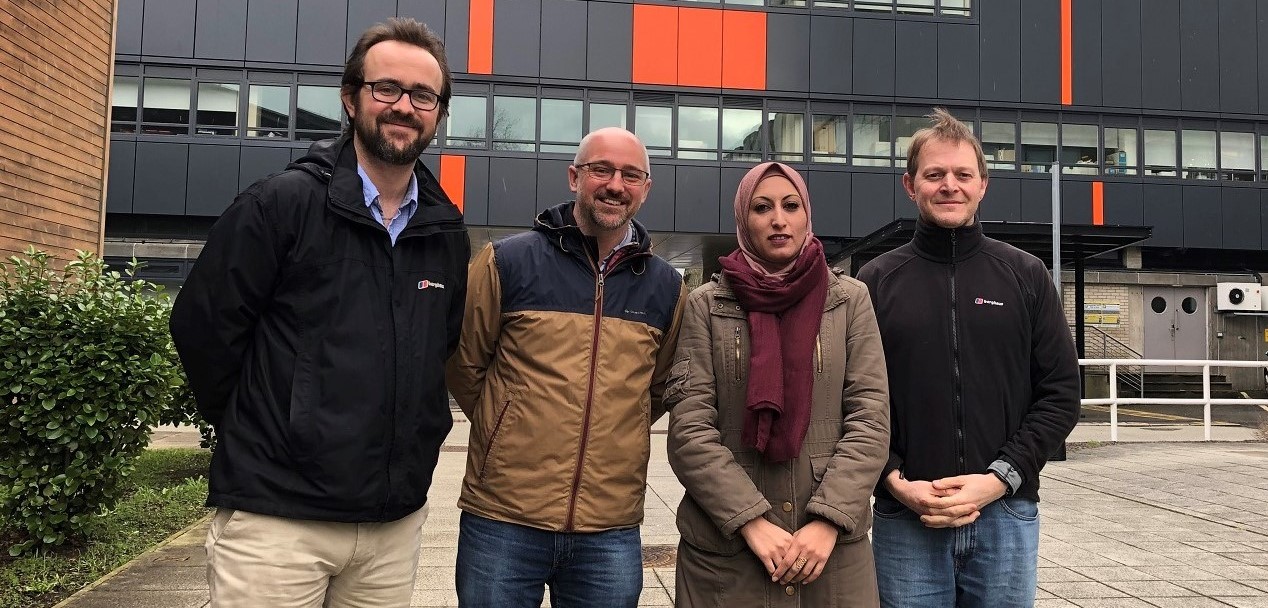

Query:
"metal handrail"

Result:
[[1074, 326, 1144, 396], [1079, 358, 1268, 441]]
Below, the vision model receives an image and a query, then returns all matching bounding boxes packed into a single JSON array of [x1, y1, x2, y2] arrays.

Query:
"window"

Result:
[[678, 106, 718, 160], [981, 122, 1016, 171], [1181, 129, 1216, 180], [940, 0, 971, 16], [1144, 130, 1176, 176], [492, 96, 536, 151], [141, 78, 191, 135], [196, 83, 239, 136], [589, 103, 626, 131], [1019, 122, 1057, 173], [1061, 124, 1098, 175], [540, 98, 582, 154], [445, 96, 487, 148], [854, 0, 892, 11], [1219, 132, 1255, 181], [892, 115, 926, 162], [852, 114, 891, 167], [635, 106, 672, 157], [1261, 135, 1268, 181], [769, 113, 804, 162], [296, 86, 341, 141], [722, 108, 762, 161], [896, 0, 935, 15], [811, 114, 848, 163], [1103, 128, 1137, 175], [247, 85, 290, 138], [111, 76, 138, 133]]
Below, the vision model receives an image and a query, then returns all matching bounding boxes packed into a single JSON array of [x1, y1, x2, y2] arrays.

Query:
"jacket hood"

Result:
[[533, 201, 654, 260], [287, 135, 346, 183]]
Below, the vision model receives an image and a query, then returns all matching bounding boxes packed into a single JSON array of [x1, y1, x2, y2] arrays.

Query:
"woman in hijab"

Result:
[[665, 162, 890, 607]]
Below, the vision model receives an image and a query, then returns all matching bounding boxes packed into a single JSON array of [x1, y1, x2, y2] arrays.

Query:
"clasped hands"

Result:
[[884, 469, 1007, 528], [738, 516, 838, 586]]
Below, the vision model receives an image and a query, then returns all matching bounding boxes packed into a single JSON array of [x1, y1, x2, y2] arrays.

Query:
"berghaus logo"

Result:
[[974, 297, 1003, 306], [418, 280, 446, 290]]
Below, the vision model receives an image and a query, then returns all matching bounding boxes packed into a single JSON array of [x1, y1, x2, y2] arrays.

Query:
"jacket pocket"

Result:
[[478, 395, 516, 483]]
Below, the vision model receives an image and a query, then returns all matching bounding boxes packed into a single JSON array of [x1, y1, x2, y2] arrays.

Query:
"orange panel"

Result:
[[721, 10, 766, 90], [440, 155, 466, 213], [1060, 0, 1072, 105], [1091, 181, 1104, 226], [468, 0, 494, 75], [632, 5, 678, 85], [677, 8, 723, 88]]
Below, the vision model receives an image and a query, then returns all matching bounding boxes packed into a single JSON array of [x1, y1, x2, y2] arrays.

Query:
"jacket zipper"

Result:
[[734, 325, 742, 382], [564, 256, 606, 531], [950, 230, 966, 475], [815, 334, 823, 374], [478, 399, 514, 482], [381, 244, 398, 517]]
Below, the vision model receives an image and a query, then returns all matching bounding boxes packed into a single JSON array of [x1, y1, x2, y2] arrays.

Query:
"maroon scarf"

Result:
[[720, 237, 828, 462]]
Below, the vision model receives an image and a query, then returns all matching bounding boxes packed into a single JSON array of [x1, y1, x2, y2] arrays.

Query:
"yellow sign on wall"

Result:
[[1084, 302, 1121, 325]]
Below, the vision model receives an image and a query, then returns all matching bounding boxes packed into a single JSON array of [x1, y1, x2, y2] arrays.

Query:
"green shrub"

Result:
[[0, 248, 193, 555]]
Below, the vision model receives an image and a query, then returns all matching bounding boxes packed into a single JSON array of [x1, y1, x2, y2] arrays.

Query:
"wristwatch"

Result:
[[987, 459, 1021, 496]]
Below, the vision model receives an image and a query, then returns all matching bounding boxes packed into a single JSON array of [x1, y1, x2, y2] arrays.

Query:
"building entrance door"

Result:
[[1143, 287, 1208, 366]]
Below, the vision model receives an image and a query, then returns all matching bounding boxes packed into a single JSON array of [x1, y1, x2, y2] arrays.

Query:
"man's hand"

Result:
[[884, 469, 980, 528], [772, 519, 838, 585], [921, 473, 1008, 528], [739, 516, 793, 578]]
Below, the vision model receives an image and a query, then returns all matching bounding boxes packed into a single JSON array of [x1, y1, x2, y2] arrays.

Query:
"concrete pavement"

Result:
[[55, 419, 1268, 608]]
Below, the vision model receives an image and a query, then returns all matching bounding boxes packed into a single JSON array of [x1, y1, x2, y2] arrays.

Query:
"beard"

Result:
[[353, 109, 433, 166], [576, 190, 633, 231]]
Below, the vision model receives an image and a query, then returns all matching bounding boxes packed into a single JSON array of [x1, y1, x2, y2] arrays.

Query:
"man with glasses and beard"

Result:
[[446, 127, 687, 607], [170, 18, 469, 608]]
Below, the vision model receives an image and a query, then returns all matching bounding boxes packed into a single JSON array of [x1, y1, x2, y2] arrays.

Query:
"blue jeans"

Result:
[[871, 497, 1040, 608], [455, 511, 642, 608]]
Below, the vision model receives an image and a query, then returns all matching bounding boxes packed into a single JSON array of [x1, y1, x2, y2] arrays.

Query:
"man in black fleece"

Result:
[[857, 108, 1079, 608]]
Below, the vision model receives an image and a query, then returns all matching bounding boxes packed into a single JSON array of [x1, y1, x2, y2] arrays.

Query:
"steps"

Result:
[[1118, 372, 1238, 399]]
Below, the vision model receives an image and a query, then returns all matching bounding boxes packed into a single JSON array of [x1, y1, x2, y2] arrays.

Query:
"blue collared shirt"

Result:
[[358, 164, 419, 246]]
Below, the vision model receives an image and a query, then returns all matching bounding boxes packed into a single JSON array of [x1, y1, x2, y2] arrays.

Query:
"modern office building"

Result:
[[104, 0, 1268, 382]]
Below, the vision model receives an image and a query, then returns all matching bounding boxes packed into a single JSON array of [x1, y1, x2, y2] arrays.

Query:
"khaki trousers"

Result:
[[205, 504, 429, 608]]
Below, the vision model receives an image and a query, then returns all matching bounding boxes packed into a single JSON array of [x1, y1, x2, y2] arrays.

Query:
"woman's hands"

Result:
[[739, 517, 792, 578], [740, 516, 838, 585]]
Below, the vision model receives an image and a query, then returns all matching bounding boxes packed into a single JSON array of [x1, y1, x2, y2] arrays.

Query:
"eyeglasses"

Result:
[[573, 162, 650, 186], [362, 81, 441, 111]]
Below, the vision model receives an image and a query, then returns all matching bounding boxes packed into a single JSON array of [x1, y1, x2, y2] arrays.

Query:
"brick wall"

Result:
[[0, 0, 116, 263], [1064, 283, 1133, 354]]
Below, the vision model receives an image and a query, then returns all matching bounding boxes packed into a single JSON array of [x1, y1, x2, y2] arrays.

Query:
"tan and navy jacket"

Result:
[[446, 202, 687, 532]]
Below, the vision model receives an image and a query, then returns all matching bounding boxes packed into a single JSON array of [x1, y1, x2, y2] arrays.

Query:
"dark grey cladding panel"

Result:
[[978, 0, 1020, 102], [1218, 0, 1259, 115], [345, 0, 398, 58], [894, 20, 936, 99], [849, 173, 895, 238], [586, 2, 631, 83], [494, 0, 542, 77], [1020, 0, 1059, 104], [1221, 187, 1260, 250], [186, 145, 242, 217], [238, 146, 292, 192], [487, 157, 539, 228], [1100, 0, 1142, 109], [1262, 8, 1268, 113], [1071, 0, 1101, 106], [1019, 178, 1052, 223], [117, 0, 143, 55], [246, 0, 298, 63], [398, 0, 447, 37], [1142, 183, 1182, 247], [540, 0, 588, 81], [296, 0, 347, 66], [195, 0, 247, 61], [134, 142, 189, 215], [937, 23, 978, 101], [536, 159, 573, 215], [1181, 185, 1220, 248], [767, 13, 810, 93], [1060, 180, 1093, 225], [107, 140, 136, 213], [445, 0, 471, 72], [460, 155, 490, 226], [852, 19, 894, 97], [1262, 191, 1268, 249], [1102, 182, 1143, 226], [1179, 0, 1220, 112], [977, 177, 1021, 222], [141, 0, 196, 58], [810, 16, 850, 96], [804, 171, 851, 238], [639, 163, 674, 233], [291, 147, 308, 162], [421, 154, 441, 176], [675, 166, 721, 234], [1141, 0, 1181, 111], [718, 166, 749, 237]]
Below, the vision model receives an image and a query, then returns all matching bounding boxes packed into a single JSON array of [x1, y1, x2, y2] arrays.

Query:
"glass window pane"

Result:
[[141, 78, 190, 134], [852, 114, 891, 166], [1261, 135, 1268, 181], [492, 96, 536, 151], [196, 83, 239, 136], [940, 0, 971, 16], [1103, 127, 1137, 175], [295, 85, 341, 140], [855, 0, 892, 11], [1061, 124, 1098, 175], [247, 85, 290, 138], [722, 108, 762, 161], [769, 113, 804, 162], [981, 122, 1016, 171], [589, 103, 626, 130], [1019, 122, 1057, 173], [678, 106, 718, 160], [1220, 132, 1255, 181], [896, 0, 935, 15], [1181, 129, 1216, 180], [112, 76, 139, 133], [445, 96, 487, 148], [893, 116, 926, 160], [811, 114, 848, 163], [635, 106, 672, 156], [540, 99, 582, 154], [1144, 129, 1177, 176]]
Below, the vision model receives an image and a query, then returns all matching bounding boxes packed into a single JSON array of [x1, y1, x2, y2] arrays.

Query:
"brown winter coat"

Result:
[[666, 271, 890, 607]]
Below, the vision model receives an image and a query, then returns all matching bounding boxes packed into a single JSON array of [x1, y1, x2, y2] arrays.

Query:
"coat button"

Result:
[[785, 585, 796, 596], [782, 502, 794, 513], [734, 305, 741, 310]]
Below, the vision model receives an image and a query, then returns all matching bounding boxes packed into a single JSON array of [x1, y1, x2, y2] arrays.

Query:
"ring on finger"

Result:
[[793, 557, 808, 570]]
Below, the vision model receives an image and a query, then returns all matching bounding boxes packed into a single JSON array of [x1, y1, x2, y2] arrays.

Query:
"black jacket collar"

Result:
[[911, 217, 985, 263]]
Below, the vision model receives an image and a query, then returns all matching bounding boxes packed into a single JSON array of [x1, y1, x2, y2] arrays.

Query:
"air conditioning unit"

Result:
[[1216, 282, 1262, 312]]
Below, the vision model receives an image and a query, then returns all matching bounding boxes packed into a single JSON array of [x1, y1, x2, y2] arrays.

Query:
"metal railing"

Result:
[[1074, 326, 1144, 397], [1079, 358, 1268, 441]]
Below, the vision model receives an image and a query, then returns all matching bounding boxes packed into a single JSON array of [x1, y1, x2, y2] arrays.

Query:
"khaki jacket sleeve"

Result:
[[445, 243, 502, 418], [806, 279, 891, 534], [666, 286, 772, 538], [649, 282, 689, 423]]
